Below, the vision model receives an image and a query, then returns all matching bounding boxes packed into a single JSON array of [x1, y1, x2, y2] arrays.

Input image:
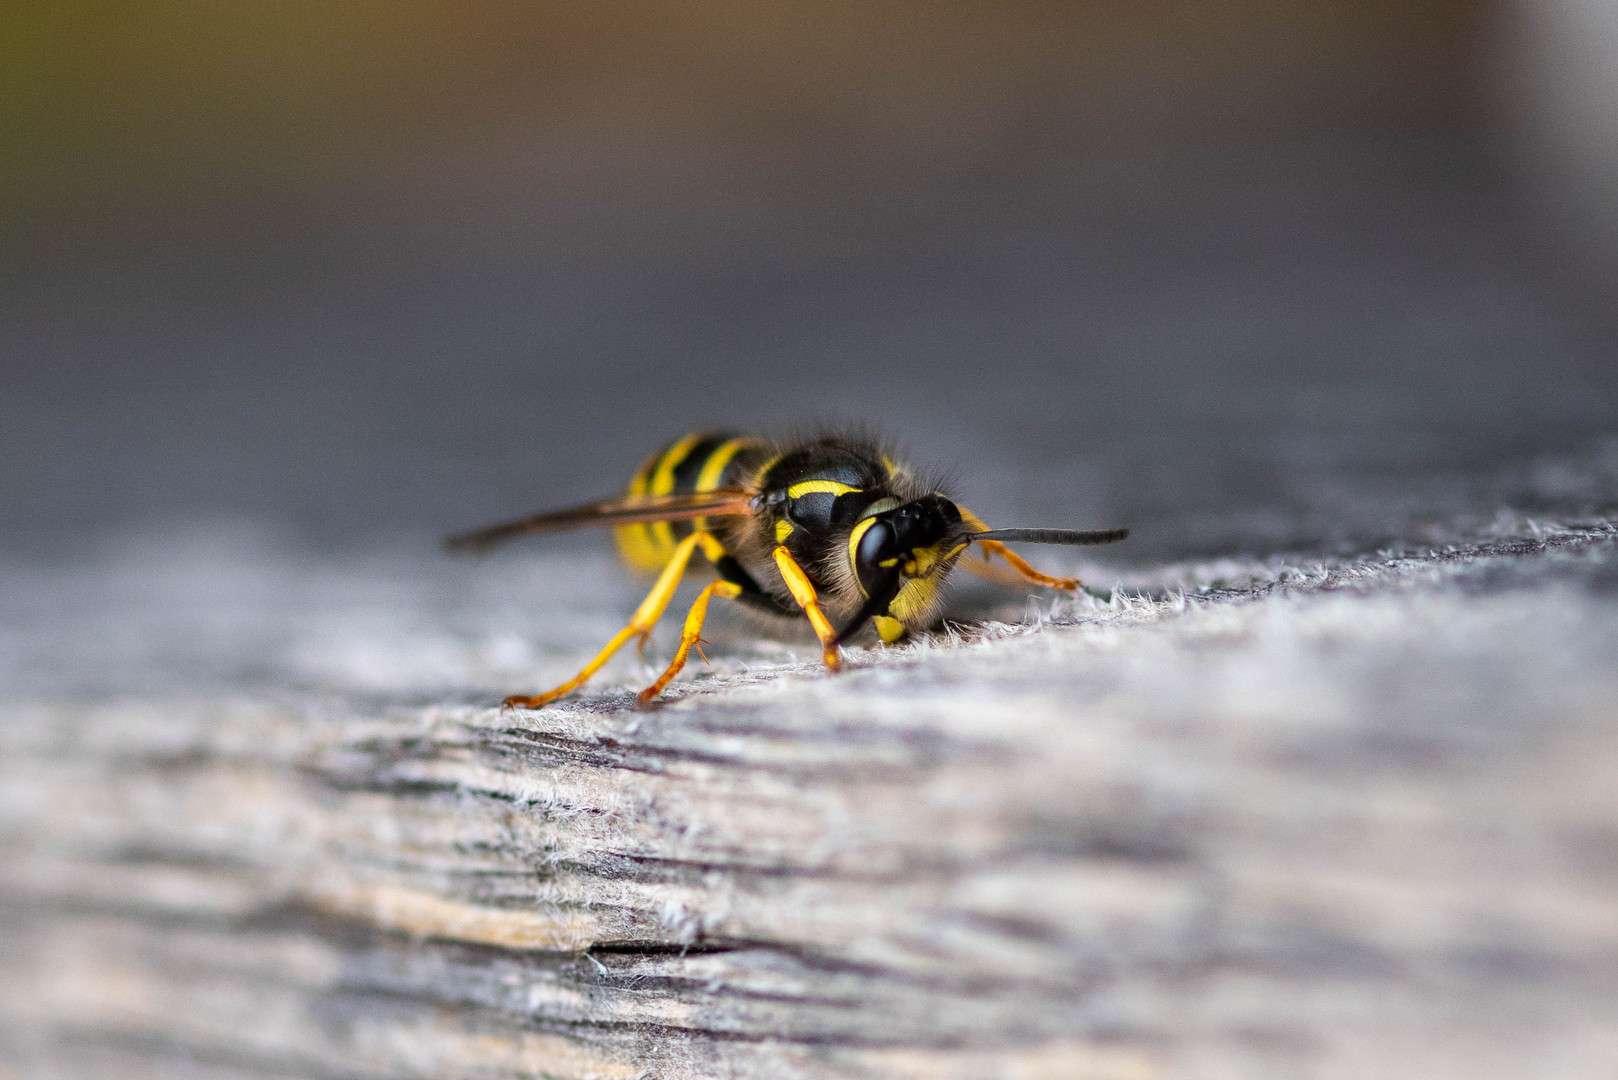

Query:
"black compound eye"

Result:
[[854, 520, 898, 596]]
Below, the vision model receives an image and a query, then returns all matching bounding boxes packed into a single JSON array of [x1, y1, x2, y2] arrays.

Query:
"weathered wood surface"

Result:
[[3, 520, 1618, 1078]]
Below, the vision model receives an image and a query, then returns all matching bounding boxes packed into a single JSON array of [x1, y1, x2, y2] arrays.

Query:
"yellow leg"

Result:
[[959, 508, 1080, 591], [503, 532, 703, 709], [637, 579, 744, 702], [771, 546, 843, 671]]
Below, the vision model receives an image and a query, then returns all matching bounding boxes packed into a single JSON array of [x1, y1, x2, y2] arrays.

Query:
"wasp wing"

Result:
[[445, 487, 757, 554]]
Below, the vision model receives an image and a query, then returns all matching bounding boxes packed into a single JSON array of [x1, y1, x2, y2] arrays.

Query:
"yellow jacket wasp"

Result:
[[447, 432, 1127, 707]]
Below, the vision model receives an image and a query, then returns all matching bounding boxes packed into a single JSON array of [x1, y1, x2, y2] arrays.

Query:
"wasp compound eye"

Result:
[[853, 519, 899, 597]]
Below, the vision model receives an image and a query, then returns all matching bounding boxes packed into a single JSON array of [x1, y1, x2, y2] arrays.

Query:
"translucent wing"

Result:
[[445, 487, 756, 554]]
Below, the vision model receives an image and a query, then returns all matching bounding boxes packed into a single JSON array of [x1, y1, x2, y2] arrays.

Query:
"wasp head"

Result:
[[836, 495, 972, 644]]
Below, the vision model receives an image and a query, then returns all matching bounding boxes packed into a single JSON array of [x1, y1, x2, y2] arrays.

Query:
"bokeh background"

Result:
[[5, 0, 1616, 561], [5, 15, 1618, 1073]]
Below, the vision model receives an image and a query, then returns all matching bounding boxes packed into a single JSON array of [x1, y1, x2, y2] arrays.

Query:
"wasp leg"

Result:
[[637, 579, 745, 702], [958, 547, 1045, 590], [973, 539, 1080, 590], [503, 532, 704, 709], [771, 546, 843, 671], [958, 507, 1080, 591]]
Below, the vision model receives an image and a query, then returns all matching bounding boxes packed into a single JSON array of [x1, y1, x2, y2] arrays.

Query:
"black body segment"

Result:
[[613, 432, 770, 571]]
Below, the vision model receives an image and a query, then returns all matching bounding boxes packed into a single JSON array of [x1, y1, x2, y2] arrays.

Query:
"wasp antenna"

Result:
[[970, 528, 1129, 546]]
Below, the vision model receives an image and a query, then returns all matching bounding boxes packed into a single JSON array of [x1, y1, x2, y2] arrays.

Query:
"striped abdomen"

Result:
[[614, 433, 766, 571]]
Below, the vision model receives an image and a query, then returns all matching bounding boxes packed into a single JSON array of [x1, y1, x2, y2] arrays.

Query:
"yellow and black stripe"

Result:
[[614, 433, 763, 571]]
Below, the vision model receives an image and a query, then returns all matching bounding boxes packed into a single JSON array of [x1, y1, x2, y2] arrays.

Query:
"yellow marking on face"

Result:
[[907, 539, 963, 579], [874, 616, 906, 643], [775, 519, 795, 543], [846, 517, 881, 595], [859, 497, 900, 519], [886, 537, 969, 628], [786, 479, 859, 498], [887, 574, 941, 626]]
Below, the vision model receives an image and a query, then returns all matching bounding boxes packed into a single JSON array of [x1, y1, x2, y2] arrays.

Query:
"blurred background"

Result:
[[4, 0, 1616, 561]]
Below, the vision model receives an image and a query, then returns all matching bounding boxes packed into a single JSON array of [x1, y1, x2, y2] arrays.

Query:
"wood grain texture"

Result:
[[3, 522, 1618, 1078]]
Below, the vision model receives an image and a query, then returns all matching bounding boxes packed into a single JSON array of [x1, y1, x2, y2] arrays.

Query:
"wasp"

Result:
[[447, 433, 1127, 707]]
